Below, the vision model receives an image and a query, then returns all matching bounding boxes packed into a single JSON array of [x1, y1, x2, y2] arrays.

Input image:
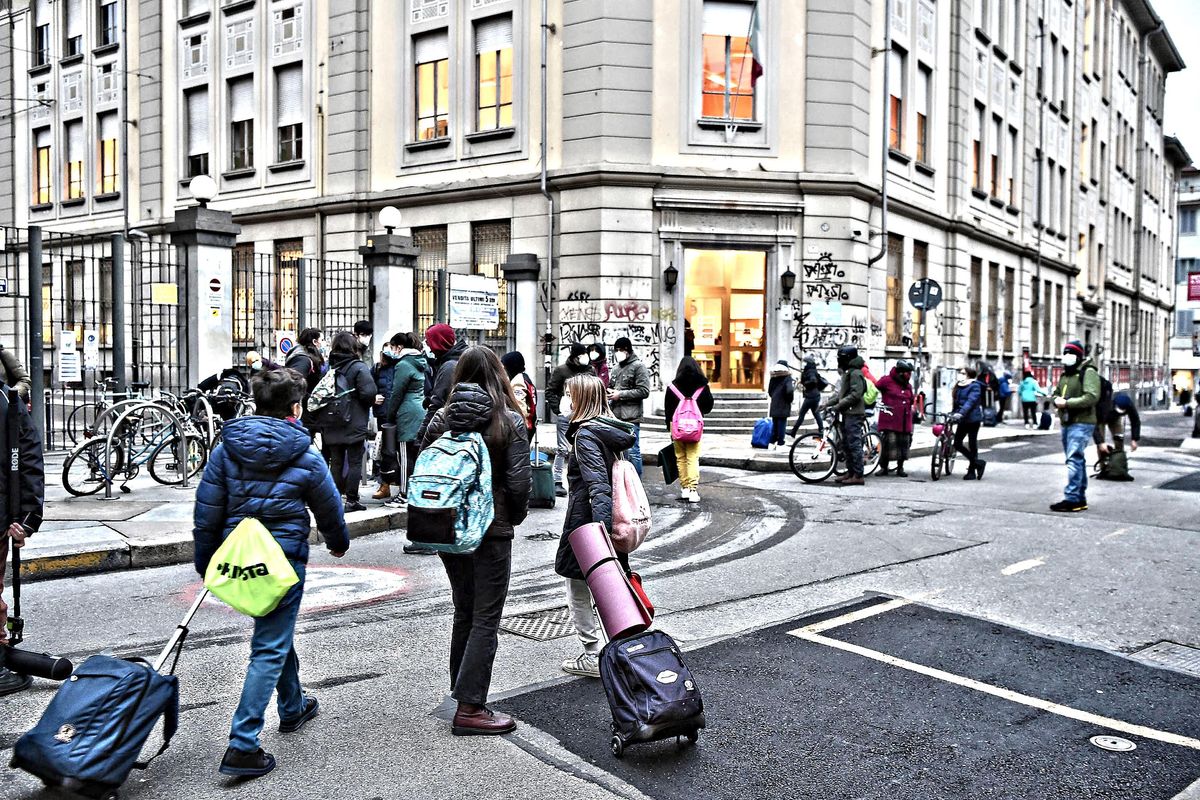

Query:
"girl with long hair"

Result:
[[320, 331, 377, 511], [664, 357, 714, 502]]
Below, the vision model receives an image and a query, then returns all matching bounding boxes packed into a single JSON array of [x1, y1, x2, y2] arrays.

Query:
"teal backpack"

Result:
[[405, 432, 494, 554]]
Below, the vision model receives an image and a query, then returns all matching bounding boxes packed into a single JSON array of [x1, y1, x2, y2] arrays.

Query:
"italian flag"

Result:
[[749, 4, 764, 87]]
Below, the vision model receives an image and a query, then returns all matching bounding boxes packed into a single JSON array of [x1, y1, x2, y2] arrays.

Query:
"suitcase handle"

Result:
[[153, 589, 208, 673]]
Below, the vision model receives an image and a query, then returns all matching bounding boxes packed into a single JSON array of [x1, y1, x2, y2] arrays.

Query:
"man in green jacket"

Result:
[[831, 345, 867, 486], [1050, 339, 1099, 512]]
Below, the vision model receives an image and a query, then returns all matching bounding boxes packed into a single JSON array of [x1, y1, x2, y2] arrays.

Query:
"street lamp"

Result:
[[663, 261, 679, 292], [781, 267, 797, 297], [188, 175, 217, 208], [379, 206, 402, 235]]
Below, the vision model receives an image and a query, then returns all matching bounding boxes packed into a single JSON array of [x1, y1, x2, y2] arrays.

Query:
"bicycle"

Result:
[[788, 408, 881, 483], [65, 378, 150, 444], [929, 413, 958, 481]]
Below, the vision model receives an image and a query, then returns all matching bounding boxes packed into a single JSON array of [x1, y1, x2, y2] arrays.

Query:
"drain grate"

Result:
[[500, 606, 575, 641], [1131, 641, 1200, 677]]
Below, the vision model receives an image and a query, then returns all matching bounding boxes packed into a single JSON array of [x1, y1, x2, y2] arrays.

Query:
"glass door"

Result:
[[683, 249, 766, 389]]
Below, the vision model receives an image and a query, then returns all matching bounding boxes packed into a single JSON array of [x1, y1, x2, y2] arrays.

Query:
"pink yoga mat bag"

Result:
[[568, 522, 652, 640]]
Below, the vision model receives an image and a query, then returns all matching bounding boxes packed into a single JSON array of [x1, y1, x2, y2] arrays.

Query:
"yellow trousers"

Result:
[[673, 439, 701, 490]]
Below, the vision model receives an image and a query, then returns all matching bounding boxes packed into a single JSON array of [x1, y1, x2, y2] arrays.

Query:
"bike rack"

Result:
[[101, 401, 193, 499]]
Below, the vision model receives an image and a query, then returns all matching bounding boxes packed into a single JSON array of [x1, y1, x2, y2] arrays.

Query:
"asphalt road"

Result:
[[2, 412, 1198, 800]]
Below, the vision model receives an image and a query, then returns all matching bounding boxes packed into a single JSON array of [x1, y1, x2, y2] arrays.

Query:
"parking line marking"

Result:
[[1102, 528, 1130, 541], [1001, 558, 1045, 576], [788, 629, 1200, 752], [797, 598, 914, 634]]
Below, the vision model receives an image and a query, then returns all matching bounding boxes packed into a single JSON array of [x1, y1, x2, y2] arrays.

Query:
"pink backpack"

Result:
[[610, 458, 651, 553], [668, 384, 705, 443]]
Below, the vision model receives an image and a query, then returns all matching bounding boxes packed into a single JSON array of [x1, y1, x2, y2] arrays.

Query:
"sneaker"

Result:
[[384, 496, 407, 509], [279, 696, 319, 733], [344, 500, 367, 513], [1025, 423, 1032, 430], [403, 543, 438, 555], [219, 747, 277, 778], [561, 652, 601, 678], [1050, 499, 1088, 512], [688, 488, 701, 503], [555, 486, 568, 498], [680, 488, 691, 501]]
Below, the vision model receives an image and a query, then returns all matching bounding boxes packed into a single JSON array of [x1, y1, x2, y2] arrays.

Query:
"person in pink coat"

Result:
[[875, 360, 916, 477]]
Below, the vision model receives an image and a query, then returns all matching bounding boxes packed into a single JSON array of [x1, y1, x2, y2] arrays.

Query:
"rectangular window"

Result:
[[1006, 126, 1017, 205], [1058, 164, 1067, 232], [888, 47, 906, 151], [915, 64, 931, 163], [34, 23, 51, 66], [64, 121, 84, 199], [970, 257, 982, 351], [1181, 208, 1197, 235], [185, 88, 209, 178], [1059, 45, 1069, 109], [1177, 310, 1196, 338], [232, 243, 254, 345], [972, 103, 984, 190], [1079, 123, 1090, 185], [989, 115, 1002, 197], [414, 226, 448, 331], [275, 65, 303, 162], [912, 240, 928, 343], [1004, 266, 1015, 352], [229, 78, 254, 170], [987, 262, 1000, 351], [184, 0, 210, 16], [1055, 284, 1065, 348], [1042, 279, 1052, 354], [1049, 33, 1059, 105], [414, 31, 450, 141], [33, 128, 52, 205], [97, 113, 118, 194], [886, 234, 904, 346], [274, 239, 302, 333], [475, 15, 513, 131], [66, 0, 83, 56], [99, 1, 119, 47], [701, 1, 757, 121]]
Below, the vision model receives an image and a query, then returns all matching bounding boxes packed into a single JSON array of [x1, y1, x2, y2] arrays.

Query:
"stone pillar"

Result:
[[503, 253, 541, 370], [359, 233, 419, 338], [168, 205, 240, 388]]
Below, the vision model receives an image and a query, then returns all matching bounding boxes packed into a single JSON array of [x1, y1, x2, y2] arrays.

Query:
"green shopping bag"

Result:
[[203, 517, 300, 617]]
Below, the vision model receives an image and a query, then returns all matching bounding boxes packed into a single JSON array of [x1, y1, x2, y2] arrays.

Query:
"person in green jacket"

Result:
[[1049, 339, 1100, 513], [378, 332, 428, 504]]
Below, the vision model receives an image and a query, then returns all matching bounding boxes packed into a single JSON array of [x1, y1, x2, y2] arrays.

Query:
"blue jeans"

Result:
[[628, 423, 643, 476], [229, 562, 306, 752], [553, 416, 570, 484], [1061, 423, 1095, 503]]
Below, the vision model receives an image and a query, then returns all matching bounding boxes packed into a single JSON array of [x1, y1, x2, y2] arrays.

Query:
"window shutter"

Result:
[[230, 79, 254, 122], [276, 66, 303, 126], [66, 0, 83, 37], [98, 114, 117, 142], [187, 90, 209, 155], [474, 15, 512, 53], [67, 121, 84, 160], [34, 0, 49, 24], [414, 29, 449, 64], [915, 68, 928, 111], [35, 128, 51, 148], [888, 50, 904, 98], [702, 1, 753, 35]]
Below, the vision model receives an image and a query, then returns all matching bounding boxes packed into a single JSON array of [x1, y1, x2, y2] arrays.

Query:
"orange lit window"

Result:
[[34, 136, 51, 205], [701, 33, 755, 120]]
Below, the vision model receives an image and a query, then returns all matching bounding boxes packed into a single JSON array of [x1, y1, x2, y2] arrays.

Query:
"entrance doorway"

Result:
[[683, 249, 766, 390]]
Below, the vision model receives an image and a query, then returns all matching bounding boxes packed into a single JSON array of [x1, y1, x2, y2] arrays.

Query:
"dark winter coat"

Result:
[[319, 351, 378, 445], [834, 356, 868, 417], [589, 343, 611, 388], [417, 338, 469, 442], [284, 346, 324, 398], [800, 362, 826, 397], [608, 355, 651, 423], [0, 345, 32, 400], [768, 373, 795, 418], [556, 417, 637, 580], [664, 368, 714, 423], [192, 416, 349, 574], [952, 379, 984, 424], [0, 389, 43, 533], [421, 383, 531, 540], [545, 343, 596, 416], [371, 356, 398, 421], [382, 351, 428, 442], [1093, 392, 1141, 443], [876, 368, 915, 434]]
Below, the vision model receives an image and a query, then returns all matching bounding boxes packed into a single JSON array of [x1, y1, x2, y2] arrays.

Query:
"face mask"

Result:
[[589, 351, 600, 362], [423, 344, 434, 358], [576, 355, 589, 367], [1061, 353, 1078, 367], [615, 350, 628, 363], [319, 343, 330, 357], [250, 361, 263, 372], [358, 335, 371, 347]]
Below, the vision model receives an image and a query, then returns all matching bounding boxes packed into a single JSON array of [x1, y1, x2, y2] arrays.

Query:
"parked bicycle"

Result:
[[929, 413, 958, 481], [788, 408, 881, 483], [65, 378, 150, 445]]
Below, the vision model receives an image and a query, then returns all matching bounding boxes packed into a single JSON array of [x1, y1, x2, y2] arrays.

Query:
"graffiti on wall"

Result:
[[557, 300, 678, 387], [790, 252, 865, 365]]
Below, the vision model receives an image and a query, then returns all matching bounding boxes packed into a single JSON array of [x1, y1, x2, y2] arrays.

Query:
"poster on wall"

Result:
[[1188, 272, 1200, 302], [448, 274, 499, 330]]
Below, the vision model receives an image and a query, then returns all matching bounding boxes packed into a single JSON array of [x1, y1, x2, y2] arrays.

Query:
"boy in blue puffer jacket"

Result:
[[193, 368, 349, 778]]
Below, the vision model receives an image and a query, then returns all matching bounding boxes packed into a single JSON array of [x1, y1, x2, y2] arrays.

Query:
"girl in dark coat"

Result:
[[951, 365, 986, 480], [876, 360, 916, 476], [319, 331, 377, 511], [420, 346, 531, 736], [284, 327, 326, 401], [767, 360, 795, 451], [664, 357, 714, 502], [556, 374, 636, 678]]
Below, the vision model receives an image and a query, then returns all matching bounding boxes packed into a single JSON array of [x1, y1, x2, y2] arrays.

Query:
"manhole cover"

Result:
[[1090, 735, 1136, 752], [1131, 641, 1200, 677], [500, 606, 575, 641]]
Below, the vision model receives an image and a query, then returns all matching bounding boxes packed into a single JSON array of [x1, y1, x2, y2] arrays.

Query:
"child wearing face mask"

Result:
[[587, 344, 611, 388], [1049, 339, 1100, 512], [545, 344, 597, 495]]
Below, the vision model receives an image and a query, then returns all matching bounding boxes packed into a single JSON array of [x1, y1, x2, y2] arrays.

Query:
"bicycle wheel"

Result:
[[944, 441, 957, 475], [62, 439, 125, 496], [148, 435, 208, 485], [862, 432, 882, 476], [789, 433, 837, 483], [66, 403, 103, 444], [931, 438, 943, 481]]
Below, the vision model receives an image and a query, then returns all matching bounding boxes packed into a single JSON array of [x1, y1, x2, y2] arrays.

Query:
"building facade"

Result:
[[0, 0, 1189, 407], [1169, 165, 1200, 401]]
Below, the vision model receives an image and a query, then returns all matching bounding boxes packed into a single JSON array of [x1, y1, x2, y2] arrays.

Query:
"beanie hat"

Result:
[[425, 323, 456, 354], [500, 351, 525, 379], [1063, 339, 1085, 357], [568, 343, 588, 360], [613, 337, 633, 351], [895, 359, 914, 372]]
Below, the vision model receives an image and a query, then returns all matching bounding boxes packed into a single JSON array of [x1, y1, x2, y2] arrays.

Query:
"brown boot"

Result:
[[452, 704, 516, 736], [840, 474, 865, 486], [372, 483, 392, 500]]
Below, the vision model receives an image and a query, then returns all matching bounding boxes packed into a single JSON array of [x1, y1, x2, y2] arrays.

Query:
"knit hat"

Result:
[[1063, 339, 1085, 358], [895, 359, 914, 372], [424, 323, 456, 354], [613, 337, 633, 351], [500, 351, 525, 379], [568, 343, 588, 360]]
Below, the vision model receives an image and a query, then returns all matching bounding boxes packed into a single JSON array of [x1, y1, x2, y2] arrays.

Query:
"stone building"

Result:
[[1169, 165, 1200, 401], [0, 0, 1188, 406]]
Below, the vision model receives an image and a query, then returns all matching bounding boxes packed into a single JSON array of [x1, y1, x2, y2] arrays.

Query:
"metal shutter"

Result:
[[66, 120, 84, 160], [414, 29, 449, 64], [187, 89, 209, 155], [66, 0, 83, 38], [98, 114, 117, 142], [230, 78, 254, 122], [702, 1, 752, 36], [275, 65, 303, 126], [474, 15, 512, 53]]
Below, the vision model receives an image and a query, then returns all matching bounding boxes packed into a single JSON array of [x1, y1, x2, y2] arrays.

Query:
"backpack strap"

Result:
[[689, 387, 704, 400], [668, 384, 684, 400]]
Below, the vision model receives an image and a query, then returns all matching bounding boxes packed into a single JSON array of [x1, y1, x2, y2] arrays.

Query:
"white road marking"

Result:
[[1001, 558, 1045, 576], [1101, 527, 1130, 541], [789, 628, 1200, 752], [990, 441, 1030, 449], [797, 598, 915, 634]]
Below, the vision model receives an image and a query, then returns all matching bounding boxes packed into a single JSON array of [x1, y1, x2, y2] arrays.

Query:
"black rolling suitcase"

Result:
[[599, 629, 705, 758], [529, 426, 556, 509]]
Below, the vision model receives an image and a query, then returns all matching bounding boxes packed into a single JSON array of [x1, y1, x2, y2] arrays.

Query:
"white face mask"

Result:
[[576, 355, 590, 367], [1061, 353, 1079, 367], [358, 334, 371, 347], [615, 350, 628, 363], [589, 351, 600, 362]]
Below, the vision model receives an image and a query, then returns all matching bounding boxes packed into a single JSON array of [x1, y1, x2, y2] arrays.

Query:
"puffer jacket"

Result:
[[0, 344, 32, 400], [556, 416, 637, 580], [418, 338, 469, 442], [876, 367, 915, 434], [1052, 359, 1101, 426], [800, 362, 826, 396], [609, 355, 651, 423], [382, 350, 428, 442], [320, 351, 378, 445], [1018, 376, 1044, 403], [834, 356, 868, 417], [192, 416, 349, 574], [421, 383, 531, 540], [952, 379, 984, 424], [371, 355, 398, 421], [0, 389, 43, 533]]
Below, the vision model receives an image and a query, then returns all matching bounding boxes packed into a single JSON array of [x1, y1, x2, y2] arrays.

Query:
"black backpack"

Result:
[[1095, 375, 1114, 422]]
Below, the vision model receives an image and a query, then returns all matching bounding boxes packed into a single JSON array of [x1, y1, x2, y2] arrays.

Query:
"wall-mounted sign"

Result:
[[57, 330, 81, 382], [150, 282, 178, 305], [83, 330, 99, 369], [448, 274, 499, 330]]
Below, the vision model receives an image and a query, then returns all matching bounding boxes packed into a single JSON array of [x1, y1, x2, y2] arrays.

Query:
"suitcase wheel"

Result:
[[610, 735, 625, 759], [686, 729, 699, 745]]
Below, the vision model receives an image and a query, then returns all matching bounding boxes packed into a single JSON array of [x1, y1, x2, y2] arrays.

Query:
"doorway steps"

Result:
[[645, 391, 769, 436]]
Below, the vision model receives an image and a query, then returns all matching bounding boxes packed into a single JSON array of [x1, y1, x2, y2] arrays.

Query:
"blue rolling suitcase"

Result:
[[750, 418, 772, 448]]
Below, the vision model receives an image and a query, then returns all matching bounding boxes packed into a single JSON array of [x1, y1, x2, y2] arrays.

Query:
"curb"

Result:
[[17, 508, 409, 583]]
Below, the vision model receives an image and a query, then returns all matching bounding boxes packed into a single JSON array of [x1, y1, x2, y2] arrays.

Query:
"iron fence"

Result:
[[414, 266, 445, 335]]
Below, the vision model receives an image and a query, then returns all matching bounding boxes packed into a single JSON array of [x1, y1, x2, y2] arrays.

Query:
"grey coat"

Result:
[[608, 356, 651, 423]]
